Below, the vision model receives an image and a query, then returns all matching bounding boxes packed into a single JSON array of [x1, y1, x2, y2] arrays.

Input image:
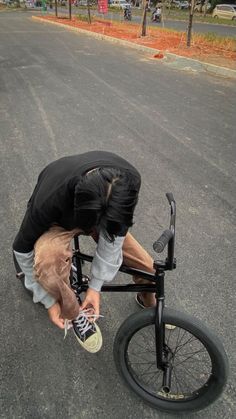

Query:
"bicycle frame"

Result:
[[72, 193, 176, 392]]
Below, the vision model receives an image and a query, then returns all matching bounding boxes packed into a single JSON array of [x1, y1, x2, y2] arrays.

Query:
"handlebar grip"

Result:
[[153, 229, 173, 253], [166, 193, 175, 204]]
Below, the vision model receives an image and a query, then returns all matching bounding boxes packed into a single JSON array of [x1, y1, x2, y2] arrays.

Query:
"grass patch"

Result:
[[201, 16, 236, 26], [75, 13, 92, 22], [195, 32, 236, 51]]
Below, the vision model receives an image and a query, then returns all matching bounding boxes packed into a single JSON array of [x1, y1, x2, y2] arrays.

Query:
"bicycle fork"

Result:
[[155, 270, 172, 393]]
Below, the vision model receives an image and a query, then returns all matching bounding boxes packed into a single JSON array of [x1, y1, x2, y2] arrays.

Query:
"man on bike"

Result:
[[13, 151, 155, 352], [124, 4, 132, 20], [152, 6, 162, 22]]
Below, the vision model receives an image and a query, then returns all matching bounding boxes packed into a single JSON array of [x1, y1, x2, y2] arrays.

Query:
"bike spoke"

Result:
[[175, 336, 198, 353], [175, 363, 207, 387], [173, 334, 198, 356], [172, 367, 185, 395], [145, 370, 162, 386], [174, 349, 209, 367], [128, 347, 156, 363], [128, 360, 156, 365], [126, 322, 214, 401]]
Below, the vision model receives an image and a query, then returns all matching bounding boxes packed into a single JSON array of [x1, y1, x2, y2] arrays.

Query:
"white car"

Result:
[[177, 1, 189, 10], [111, 0, 131, 10], [212, 4, 236, 20]]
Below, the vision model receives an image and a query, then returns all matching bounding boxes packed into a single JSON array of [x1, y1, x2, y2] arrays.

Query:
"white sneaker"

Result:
[[72, 309, 103, 353]]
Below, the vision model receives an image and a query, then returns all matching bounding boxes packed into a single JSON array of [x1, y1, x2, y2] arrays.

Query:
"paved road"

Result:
[[107, 11, 236, 38], [161, 18, 236, 37], [51, 6, 236, 37], [0, 11, 236, 419]]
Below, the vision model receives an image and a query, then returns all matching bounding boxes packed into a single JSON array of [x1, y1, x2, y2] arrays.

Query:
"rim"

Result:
[[125, 323, 213, 402]]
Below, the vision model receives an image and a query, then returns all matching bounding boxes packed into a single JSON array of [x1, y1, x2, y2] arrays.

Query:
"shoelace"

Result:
[[64, 309, 103, 339]]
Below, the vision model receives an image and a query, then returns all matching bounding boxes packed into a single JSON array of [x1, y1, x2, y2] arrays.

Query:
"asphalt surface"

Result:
[[0, 10, 236, 419], [161, 17, 236, 37]]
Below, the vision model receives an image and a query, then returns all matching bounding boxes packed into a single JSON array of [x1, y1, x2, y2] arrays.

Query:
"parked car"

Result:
[[172, 0, 189, 9], [172, 0, 180, 6], [111, 0, 131, 10], [212, 4, 236, 20], [78, 0, 90, 5], [177, 1, 189, 10]]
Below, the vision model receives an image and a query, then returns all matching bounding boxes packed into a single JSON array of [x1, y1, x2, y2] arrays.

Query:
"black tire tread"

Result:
[[113, 307, 228, 413]]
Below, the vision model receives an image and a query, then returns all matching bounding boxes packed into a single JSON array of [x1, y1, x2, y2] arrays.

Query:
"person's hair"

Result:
[[74, 167, 140, 241]]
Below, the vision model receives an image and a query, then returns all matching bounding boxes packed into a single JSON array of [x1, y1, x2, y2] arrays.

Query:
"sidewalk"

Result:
[[32, 15, 236, 79]]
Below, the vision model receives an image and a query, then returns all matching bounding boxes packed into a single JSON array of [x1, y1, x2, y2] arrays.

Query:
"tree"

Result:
[[87, 0, 92, 24], [186, 0, 196, 47], [141, 0, 148, 36]]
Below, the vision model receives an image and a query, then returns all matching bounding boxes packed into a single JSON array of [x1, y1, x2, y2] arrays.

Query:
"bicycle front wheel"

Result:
[[113, 307, 228, 413]]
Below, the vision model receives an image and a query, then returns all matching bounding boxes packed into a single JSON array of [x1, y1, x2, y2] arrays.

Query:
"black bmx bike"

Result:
[[70, 193, 229, 413], [15, 193, 229, 413]]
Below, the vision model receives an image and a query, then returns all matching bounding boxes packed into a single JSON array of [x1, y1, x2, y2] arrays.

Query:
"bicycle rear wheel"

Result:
[[113, 307, 228, 413]]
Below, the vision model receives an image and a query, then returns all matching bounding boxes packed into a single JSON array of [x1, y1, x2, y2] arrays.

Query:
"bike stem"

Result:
[[153, 194, 176, 390]]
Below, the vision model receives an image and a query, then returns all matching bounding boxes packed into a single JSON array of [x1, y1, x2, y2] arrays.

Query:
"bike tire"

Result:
[[113, 307, 228, 413]]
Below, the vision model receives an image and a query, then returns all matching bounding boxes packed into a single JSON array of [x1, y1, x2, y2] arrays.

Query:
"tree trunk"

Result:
[[186, 0, 195, 47], [167, 0, 171, 16], [69, 0, 72, 20], [203, 1, 208, 17], [141, 0, 147, 37], [87, 0, 91, 24]]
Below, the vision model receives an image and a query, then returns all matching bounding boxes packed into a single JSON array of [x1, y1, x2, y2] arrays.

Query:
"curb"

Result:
[[32, 16, 236, 79]]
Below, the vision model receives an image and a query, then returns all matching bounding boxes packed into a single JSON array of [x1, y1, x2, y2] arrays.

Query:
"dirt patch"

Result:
[[38, 16, 236, 70]]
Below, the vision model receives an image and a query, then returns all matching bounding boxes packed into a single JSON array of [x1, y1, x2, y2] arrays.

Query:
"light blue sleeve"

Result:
[[13, 250, 56, 309], [89, 231, 125, 292]]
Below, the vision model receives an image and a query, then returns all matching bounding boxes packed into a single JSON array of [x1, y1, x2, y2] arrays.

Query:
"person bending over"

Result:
[[13, 151, 155, 353]]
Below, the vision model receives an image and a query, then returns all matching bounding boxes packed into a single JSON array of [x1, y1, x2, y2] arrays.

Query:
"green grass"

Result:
[[198, 16, 236, 26], [75, 13, 91, 22], [195, 31, 236, 50]]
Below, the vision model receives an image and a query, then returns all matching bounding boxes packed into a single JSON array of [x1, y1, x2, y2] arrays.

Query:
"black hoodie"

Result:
[[13, 151, 141, 253]]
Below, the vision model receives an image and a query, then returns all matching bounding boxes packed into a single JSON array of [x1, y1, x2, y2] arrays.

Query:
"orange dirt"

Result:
[[39, 16, 236, 70]]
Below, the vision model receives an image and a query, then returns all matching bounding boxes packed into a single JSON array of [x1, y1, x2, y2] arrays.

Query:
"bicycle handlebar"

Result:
[[153, 193, 176, 270], [153, 229, 173, 253], [166, 192, 175, 205]]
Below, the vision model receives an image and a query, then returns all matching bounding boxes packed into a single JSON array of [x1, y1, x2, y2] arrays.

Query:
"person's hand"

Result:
[[80, 288, 100, 321], [48, 302, 65, 329]]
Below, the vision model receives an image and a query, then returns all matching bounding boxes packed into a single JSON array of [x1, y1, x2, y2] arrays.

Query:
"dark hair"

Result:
[[74, 167, 140, 241]]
